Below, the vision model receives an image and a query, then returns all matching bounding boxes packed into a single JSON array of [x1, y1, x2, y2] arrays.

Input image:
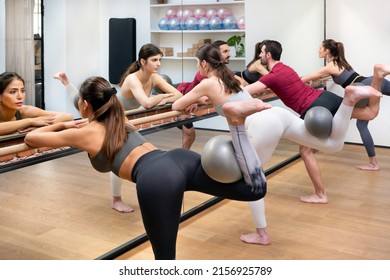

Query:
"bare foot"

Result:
[[344, 84, 382, 106], [53, 71, 69, 86], [299, 193, 328, 204], [112, 199, 134, 213], [223, 98, 272, 126], [374, 64, 390, 79], [240, 228, 270, 245], [356, 162, 380, 171]]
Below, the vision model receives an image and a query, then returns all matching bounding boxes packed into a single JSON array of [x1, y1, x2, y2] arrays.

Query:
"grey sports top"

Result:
[[15, 110, 22, 120], [117, 77, 155, 110], [214, 89, 252, 116], [332, 69, 366, 88], [89, 128, 147, 176], [117, 94, 142, 110]]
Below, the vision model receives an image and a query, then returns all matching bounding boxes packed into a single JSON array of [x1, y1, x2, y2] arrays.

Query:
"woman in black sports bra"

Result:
[[0, 72, 73, 135], [25, 75, 269, 260]]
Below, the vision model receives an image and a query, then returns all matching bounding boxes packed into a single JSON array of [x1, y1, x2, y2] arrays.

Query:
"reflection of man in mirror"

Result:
[[34, 34, 42, 66]]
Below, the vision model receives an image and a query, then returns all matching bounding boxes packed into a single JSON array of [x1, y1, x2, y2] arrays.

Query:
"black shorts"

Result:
[[177, 122, 194, 129], [301, 90, 343, 119]]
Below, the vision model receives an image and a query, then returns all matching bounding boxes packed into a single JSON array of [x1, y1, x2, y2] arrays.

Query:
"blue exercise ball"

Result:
[[223, 16, 237, 29], [304, 106, 333, 138], [186, 17, 198, 30], [201, 135, 242, 183], [198, 17, 210, 30], [168, 17, 181, 30], [158, 17, 169, 30], [209, 16, 222, 30]]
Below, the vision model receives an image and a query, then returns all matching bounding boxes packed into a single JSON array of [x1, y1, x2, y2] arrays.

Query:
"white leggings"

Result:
[[244, 102, 354, 228]]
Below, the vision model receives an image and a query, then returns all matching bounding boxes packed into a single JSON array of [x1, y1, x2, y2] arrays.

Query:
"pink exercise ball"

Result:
[[177, 9, 183, 20], [193, 7, 206, 19], [217, 7, 232, 19], [206, 8, 217, 19], [182, 8, 193, 20], [237, 16, 245, 30], [165, 8, 177, 19]]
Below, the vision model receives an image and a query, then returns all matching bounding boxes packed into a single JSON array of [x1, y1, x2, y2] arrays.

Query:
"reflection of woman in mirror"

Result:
[[0, 72, 73, 136], [302, 39, 390, 171], [236, 40, 270, 86]]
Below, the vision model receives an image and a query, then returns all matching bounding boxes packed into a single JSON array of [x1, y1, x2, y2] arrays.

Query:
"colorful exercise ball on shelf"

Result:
[[223, 16, 237, 29], [206, 8, 217, 19], [186, 17, 198, 30], [165, 8, 177, 19], [158, 17, 169, 30], [198, 17, 210, 30], [182, 8, 194, 20], [177, 9, 183, 20], [180, 19, 187, 30], [237, 16, 245, 30], [193, 7, 206, 19], [217, 7, 232, 19], [168, 17, 181, 30], [209, 16, 222, 30]]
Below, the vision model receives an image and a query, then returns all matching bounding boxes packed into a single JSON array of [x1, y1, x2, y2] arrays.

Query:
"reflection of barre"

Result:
[[128, 110, 183, 126], [0, 143, 30, 157]]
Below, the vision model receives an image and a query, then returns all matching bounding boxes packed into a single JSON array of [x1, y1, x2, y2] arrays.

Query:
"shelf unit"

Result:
[[150, 0, 245, 83]]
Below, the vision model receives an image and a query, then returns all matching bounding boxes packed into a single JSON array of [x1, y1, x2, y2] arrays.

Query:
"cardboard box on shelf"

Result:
[[159, 47, 174, 56]]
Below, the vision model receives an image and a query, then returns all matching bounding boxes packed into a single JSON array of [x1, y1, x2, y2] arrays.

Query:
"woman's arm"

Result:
[[172, 79, 215, 111], [121, 75, 175, 109], [0, 118, 37, 135], [301, 63, 338, 83], [245, 81, 267, 97], [152, 74, 183, 103], [248, 59, 269, 76], [24, 119, 90, 150], [0, 106, 74, 135]]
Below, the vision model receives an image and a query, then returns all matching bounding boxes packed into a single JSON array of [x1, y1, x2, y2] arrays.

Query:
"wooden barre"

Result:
[[0, 143, 30, 157], [128, 110, 183, 126]]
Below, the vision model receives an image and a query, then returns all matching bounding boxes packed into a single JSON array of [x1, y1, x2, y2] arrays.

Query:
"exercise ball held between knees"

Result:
[[201, 135, 242, 183], [304, 106, 333, 138]]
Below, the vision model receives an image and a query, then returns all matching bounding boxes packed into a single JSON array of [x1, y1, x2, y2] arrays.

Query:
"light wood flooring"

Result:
[[0, 128, 389, 260]]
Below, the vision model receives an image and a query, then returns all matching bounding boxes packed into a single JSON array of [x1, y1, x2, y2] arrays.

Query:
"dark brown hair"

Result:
[[196, 44, 242, 94]]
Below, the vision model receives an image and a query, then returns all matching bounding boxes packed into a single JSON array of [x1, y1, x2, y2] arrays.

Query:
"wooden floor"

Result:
[[0, 128, 389, 260]]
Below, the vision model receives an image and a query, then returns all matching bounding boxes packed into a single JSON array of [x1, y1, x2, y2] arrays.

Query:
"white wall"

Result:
[[326, 0, 390, 146], [44, 0, 150, 116], [0, 0, 5, 73], [245, 0, 325, 75], [196, 0, 325, 130]]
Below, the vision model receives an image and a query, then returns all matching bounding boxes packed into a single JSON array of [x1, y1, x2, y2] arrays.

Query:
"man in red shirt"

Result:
[[246, 40, 345, 205]]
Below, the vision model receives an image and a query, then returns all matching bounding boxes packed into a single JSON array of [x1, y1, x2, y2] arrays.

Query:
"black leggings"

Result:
[[132, 149, 265, 260]]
